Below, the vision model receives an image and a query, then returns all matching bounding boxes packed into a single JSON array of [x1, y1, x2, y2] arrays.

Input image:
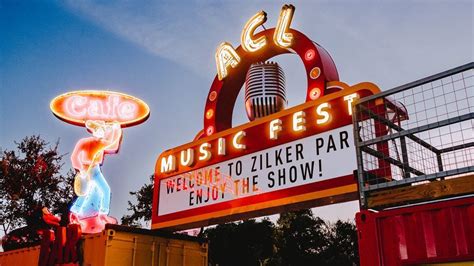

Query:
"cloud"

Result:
[[63, 0, 473, 90], [63, 0, 258, 77]]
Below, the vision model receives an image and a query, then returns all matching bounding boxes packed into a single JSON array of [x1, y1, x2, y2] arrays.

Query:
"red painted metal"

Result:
[[39, 224, 82, 266], [356, 196, 474, 265]]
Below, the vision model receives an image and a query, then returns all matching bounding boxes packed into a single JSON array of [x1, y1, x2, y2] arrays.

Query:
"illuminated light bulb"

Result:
[[305, 49, 316, 61], [241, 11, 267, 52], [310, 67, 321, 79], [232, 131, 246, 150], [274, 4, 295, 48], [309, 88, 321, 100], [206, 109, 214, 119], [180, 148, 194, 167], [208, 91, 217, 101], [206, 126, 214, 136], [269, 119, 283, 140], [199, 143, 212, 161], [215, 42, 241, 80], [161, 155, 176, 173], [218, 138, 226, 155], [316, 102, 331, 124], [293, 111, 306, 132], [343, 93, 359, 115]]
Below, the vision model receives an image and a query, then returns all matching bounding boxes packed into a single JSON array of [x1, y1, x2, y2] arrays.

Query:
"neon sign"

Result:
[[68, 121, 122, 233], [151, 4, 383, 230], [216, 5, 296, 80], [205, 7, 340, 137], [51, 90, 149, 234], [241, 11, 267, 53], [273, 4, 295, 48], [50, 90, 150, 127], [154, 81, 380, 230], [159, 94, 361, 174], [64, 95, 137, 120]]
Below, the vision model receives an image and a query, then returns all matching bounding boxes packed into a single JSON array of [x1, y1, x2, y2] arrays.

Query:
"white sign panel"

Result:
[[158, 125, 356, 216]]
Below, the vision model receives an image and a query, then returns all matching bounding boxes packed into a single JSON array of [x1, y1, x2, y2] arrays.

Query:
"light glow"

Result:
[[161, 155, 177, 173], [309, 88, 321, 100], [50, 90, 150, 127], [215, 42, 241, 80], [209, 91, 217, 101], [293, 111, 306, 132], [233, 131, 246, 149], [158, 86, 383, 177], [269, 119, 283, 140], [343, 93, 359, 115], [206, 109, 214, 119], [274, 4, 295, 48], [310, 67, 321, 79], [199, 143, 212, 161], [305, 49, 315, 61], [71, 122, 122, 195], [64, 94, 137, 120], [316, 103, 331, 124], [241, 11, 267, 52], [206, 126, 215, 136], [180, 149, 194, 167], [70, 121, 122, 233], [218, 138, 226, 155]]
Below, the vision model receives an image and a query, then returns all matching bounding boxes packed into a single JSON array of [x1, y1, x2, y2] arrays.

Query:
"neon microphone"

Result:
[[245, 62, 287, 121]]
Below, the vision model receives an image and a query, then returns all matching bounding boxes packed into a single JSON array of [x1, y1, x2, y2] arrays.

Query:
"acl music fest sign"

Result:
[[152, 4, 380, 230]]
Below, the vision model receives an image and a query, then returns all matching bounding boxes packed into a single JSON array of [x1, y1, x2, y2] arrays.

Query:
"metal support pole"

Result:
[[400, 136, 411, 179]]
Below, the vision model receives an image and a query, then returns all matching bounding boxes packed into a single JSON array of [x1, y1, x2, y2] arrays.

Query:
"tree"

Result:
[[0, 135, 74, 235], [322, 220, 359, 265], [238, 219, 275, 265], [273, 209, 329, 266], [203, 219, 276, 266], [203, 222, 238, 265], [121, 174, 153, 227]]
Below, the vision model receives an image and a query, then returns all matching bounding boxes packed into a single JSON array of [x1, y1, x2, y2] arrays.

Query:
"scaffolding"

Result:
[[353, 62, 474, 209]]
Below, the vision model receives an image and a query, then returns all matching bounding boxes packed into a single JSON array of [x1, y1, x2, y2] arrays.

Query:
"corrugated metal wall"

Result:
[[356, 196, 474, 265]]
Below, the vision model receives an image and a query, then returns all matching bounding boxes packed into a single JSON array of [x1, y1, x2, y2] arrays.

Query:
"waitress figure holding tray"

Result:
[[69, 120, 122, 231]]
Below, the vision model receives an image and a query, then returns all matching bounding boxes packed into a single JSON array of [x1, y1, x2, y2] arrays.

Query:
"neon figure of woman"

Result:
[[69, 120, 122, 227]]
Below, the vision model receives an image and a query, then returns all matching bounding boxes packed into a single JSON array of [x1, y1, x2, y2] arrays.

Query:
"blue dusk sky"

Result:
[[0, 0, 472, 226]]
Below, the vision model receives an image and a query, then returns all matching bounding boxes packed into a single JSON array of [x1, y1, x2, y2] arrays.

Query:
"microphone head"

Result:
[[245, 62, 287, 121]]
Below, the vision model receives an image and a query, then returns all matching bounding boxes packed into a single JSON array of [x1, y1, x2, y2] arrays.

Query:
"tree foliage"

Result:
[[323, 220, 359, 265], [204, 211, 359, 266], [0, 136, 74, 235], [121, 175, 153, 227], [203, 219, 276, 266], [273, 209, 329, 265]]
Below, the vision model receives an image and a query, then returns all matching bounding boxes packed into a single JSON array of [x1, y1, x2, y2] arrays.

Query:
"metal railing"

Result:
[[353, 62, 474, 209]]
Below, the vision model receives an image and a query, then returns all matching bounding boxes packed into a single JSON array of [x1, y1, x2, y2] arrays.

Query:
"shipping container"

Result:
[[356, 196, 474, 266], [81, 224, 208, 266], [0, 245, 41, 266], [0, 224, 208, 266]]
